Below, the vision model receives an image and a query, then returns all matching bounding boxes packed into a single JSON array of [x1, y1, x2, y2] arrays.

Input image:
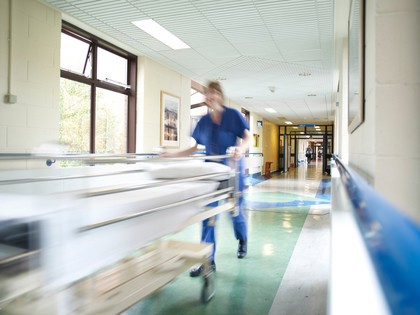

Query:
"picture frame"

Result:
[[160, 91, 180, 147], [253, 133, 260, 147], [348, 0, 365, 133]]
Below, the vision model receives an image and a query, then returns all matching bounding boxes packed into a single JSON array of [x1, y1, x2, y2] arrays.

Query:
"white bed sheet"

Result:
[[0, 160, 232, 290], [41, 180, 221, 289], [148, 160, 232, 180]]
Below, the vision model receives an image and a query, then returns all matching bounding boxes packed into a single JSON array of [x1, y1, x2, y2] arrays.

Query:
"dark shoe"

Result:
[[189, 260, 216, 277], [237, 240, 247, 259]]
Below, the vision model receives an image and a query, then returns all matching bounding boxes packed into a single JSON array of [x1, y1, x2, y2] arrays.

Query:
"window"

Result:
[[60, 32, 92, 77], [95, 88, 128, 153], [241, 108, 250, 123], [60, 22, 137, 154], [59, 79, 91, 153], [190, 87, 207, 135]]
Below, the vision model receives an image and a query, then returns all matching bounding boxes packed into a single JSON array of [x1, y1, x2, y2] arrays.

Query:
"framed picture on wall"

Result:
[[253, 133, 260, 147], [348, 0, 365, 133], [161, 91, 180, 147]]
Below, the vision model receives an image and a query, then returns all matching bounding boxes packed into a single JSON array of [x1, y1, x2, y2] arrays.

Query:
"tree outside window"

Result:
[[59, 22, 136, 154]]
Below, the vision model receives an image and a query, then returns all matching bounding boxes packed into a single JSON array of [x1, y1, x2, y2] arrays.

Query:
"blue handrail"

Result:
[[333, 156, 420, 315]]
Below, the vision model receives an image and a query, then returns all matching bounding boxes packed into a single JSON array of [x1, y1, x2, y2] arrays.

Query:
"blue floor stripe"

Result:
[[316, 179, 331, 201], [245, 173, 267, 187], [246, 199, 329, 208], [244, 178, 331, 209]]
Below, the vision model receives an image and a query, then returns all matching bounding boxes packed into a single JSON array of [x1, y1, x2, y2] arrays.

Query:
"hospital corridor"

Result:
[[1, 0, 419, 314], [123, 161, 331, 315]]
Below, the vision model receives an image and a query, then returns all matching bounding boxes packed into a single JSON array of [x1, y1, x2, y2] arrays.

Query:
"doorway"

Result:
[[292, 135, 332, 174], [279, 124, 333, 175]]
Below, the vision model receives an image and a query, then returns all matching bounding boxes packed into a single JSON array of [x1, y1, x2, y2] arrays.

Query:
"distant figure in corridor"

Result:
[[306, 146, 313, 164], [162, 80, 251, 276]]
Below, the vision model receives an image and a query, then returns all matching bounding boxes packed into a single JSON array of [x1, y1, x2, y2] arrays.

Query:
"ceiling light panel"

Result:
[[132, 19, 190, 50], [44, 0, 335, 125], [265, 108, 277, 113]]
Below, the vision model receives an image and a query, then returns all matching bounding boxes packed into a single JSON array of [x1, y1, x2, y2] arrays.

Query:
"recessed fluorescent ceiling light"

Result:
[[285, 121, 293, 124], [265, 108, 276, 113], [132, 19, 190, 50]]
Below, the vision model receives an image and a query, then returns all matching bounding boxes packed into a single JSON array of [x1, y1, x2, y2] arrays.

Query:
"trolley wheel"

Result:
[[201, 272, 215, 303]]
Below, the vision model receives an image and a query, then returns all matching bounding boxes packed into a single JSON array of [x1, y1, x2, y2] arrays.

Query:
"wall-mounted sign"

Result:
[[257, 120, 263, 127]]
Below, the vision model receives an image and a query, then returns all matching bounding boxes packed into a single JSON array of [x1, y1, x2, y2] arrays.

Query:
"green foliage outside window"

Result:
[[59, 78, 91, 154]]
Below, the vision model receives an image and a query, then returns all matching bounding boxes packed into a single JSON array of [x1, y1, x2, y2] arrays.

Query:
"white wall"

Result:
[[248, 112, 263, 175], [0, 0, 194, 160], [226, 99, 263, 175], [347, 0, 420, 221], [334, 39, 349, 165], [0, 0, 61, 159], [137, 57, 191, 153], [0, 0, 257, 168]]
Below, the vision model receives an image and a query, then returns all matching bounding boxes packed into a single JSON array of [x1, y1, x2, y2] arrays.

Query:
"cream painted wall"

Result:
[[0, 0, 61, 169], [248, 112, 263, 175], [0, 0, 269, 176], [348, 0, 376, 182], [226, 98, 263, 174], [334, 39, 349, 165], [136, 57, 191, 153], [249, 113, 263, 154], [262, 119, 279, 173], [346, 0, 420, 221], [0, 0, 257, 165], [373, 0, 420, 221]]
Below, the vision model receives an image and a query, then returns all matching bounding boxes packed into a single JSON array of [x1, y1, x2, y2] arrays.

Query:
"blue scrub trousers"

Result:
[[201, 161, 247, 262]]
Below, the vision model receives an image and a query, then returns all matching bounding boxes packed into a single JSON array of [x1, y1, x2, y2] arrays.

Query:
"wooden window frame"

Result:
[[61, 21, 137, 153]]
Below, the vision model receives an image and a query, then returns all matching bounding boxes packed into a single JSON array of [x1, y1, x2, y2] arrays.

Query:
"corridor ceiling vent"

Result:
[[132, 19, 190, 50], [299, 72, 311, 76]]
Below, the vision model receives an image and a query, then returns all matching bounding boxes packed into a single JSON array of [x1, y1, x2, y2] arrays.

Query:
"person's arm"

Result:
[[231, 129, 252, 160], [160, 142, 198, 158]]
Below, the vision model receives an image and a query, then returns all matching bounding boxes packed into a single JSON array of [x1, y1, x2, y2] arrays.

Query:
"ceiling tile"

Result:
[[43, 0, 335, 125]]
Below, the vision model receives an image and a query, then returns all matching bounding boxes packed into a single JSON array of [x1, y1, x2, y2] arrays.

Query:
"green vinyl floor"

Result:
[[124, 161, 331, 315], [123, 203, 310, 315]]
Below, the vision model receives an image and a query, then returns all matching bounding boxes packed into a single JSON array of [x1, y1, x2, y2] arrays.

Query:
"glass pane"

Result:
[[191, 105, 207, 118], [59, 78, 91, 153], [191, 88, 205, 105], [307, 126, 324, 135], [97, 48, 128, 85], [95, 88, 128, 154], [288, 126, 305, 134], [314, 125, 326, 132], [327, 136, 333, 154], [327, 125, 333, 134], [60, 33, 92, 77]]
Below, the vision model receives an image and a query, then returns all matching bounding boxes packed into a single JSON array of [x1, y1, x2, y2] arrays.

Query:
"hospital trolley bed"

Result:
[[0, 153, 239, 314]]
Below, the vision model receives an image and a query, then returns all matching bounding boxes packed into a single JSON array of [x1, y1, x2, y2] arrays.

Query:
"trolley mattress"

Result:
[[0, 161, 232, 290]]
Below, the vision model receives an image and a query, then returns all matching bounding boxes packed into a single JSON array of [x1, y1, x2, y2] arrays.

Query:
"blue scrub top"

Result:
[[192, 106, 249, 156]]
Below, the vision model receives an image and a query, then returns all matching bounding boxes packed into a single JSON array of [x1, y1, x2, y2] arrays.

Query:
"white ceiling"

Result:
[[42, 0, 346, 126]]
